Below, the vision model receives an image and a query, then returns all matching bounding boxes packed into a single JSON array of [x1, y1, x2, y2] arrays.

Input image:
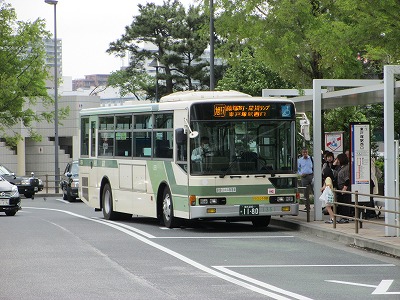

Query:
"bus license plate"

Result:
[[239, 205, 259, 216]]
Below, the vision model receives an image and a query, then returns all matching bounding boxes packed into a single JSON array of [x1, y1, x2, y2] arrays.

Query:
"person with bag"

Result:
[[320, 177, 335, 223], [335, 153, 351, 223]]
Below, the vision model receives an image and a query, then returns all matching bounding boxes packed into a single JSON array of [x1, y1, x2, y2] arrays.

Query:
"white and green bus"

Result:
[[79, 91, 299, 228]]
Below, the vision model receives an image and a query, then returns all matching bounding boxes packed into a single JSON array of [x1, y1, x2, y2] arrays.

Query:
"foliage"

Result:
[[0, 2, 56, 147], [107, 0, 210, 100], [323, 106, 368, 151], [213, 0, 400, 88], [216, 48, 294, 96], [107, 68, 153, 100]]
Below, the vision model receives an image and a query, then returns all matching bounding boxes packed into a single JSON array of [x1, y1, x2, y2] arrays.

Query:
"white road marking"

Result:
[[55, 199, 70, 204], [326, 279, 400, 295], [214, 266, 313, 300], [24, 207, 312, 300], [155, 236, 294, 239], [95, 218, 156, 239], [218, 264, 396, 268]]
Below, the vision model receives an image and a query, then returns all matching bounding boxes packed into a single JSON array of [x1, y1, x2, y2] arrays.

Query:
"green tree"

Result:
[[107, 0, 209, 100], [214, 0, 400, 87], [216, 48, 293, 96], [348, 0, 400, 77], [0, 2, 54, 147], [323, 106, 368, 151]]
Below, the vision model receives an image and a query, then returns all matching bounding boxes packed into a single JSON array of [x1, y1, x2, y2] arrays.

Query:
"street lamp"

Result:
[[45, 0, 60, 193], [149, 59, 165, 102], [209, 0, 215, 90]]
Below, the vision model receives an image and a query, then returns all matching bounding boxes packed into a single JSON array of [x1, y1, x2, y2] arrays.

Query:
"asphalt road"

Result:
[[1, 196, 399, 300]]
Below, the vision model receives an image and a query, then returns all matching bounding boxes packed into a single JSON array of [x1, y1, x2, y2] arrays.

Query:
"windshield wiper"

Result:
[[219, 158, 238, 178]]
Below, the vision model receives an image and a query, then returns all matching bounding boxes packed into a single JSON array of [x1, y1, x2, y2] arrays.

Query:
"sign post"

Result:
[[350, 122, 371, 203], [325, 131, 343, 156]]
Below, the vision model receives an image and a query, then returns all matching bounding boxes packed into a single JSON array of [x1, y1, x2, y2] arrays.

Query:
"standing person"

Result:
[[322, 151, 335, 185], [320, 177, 335, 223], [297, 148, 314, 203], [335, 153, 351, 223], [367, 157, 381, 218]]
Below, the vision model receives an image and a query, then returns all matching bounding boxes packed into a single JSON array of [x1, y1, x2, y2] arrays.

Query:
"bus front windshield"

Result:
[[189, 120, 295, 176]]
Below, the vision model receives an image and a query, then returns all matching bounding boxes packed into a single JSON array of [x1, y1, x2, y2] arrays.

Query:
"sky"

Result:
[[8, 0, 197, 79]]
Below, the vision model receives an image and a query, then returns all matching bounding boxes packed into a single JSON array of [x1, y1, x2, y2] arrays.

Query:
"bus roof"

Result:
[[159, 90, 252, 102]]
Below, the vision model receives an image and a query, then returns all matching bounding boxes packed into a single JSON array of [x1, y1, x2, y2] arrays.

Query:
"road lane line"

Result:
[[217, 264, 396, 268], [24, 207, 311, 300], [155, 236, 294, 239], [214, 266, 313, 300], [95, 218, 156, 239]]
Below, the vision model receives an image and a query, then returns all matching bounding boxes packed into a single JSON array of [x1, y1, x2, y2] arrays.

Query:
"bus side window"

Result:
[[154, 133, 173, 159]]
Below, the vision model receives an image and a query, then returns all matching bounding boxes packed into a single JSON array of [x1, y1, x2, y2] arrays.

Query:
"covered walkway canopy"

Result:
[[263, 65, 400, 236]]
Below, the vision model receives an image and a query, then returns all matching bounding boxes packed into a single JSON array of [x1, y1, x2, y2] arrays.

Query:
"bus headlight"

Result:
[[199, 197, 226, 205], [270, 196, 294, 203]]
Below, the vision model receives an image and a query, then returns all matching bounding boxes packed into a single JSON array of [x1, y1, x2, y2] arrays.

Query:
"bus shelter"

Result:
[[264, 65, 400, 236]]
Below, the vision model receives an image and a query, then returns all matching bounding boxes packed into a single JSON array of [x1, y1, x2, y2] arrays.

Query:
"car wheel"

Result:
[[66, 188, 73, 202], [162, 186, 179, 228], [24, 192, 33, 199], [251, 216, 271, 227], [5, 210, 17, 216], [62, 188, 68, 200]]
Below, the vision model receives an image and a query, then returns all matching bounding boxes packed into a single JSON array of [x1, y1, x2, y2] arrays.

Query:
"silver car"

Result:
[[0, 176, 21, 216]]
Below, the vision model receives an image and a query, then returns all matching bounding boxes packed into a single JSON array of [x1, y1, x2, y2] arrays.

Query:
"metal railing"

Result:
[[298, 186, 312, 222], [30, 173, 61, 194], [331, 190, 400, 234], [297, 186, 400, 235]]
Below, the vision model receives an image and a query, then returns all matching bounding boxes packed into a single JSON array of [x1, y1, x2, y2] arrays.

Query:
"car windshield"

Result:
[[0, 165, 12, 175], [70, 162, 79, 175]]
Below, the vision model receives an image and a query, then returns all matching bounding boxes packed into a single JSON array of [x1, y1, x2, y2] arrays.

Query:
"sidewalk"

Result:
[[271, 205, 400, 258]]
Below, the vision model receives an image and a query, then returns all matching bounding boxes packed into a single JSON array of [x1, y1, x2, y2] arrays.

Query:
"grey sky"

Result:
[[9, 0, 196, 79]]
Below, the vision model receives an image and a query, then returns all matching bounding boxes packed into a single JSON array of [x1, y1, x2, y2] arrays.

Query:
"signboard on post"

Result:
[[350, 122, 371, 202], [325, 132, 343, 156]]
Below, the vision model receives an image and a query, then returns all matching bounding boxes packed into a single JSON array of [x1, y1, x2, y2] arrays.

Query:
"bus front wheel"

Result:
[[102, 183, 132, 220], [162, 187, 179, 228], [102, 183, 118, 220]]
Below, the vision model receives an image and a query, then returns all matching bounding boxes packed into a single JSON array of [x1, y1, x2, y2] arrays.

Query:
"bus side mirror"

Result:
[[175, 128, 187, 145]]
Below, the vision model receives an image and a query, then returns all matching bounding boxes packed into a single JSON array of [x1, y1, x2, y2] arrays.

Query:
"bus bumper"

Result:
[[189, 203, 299, 219]]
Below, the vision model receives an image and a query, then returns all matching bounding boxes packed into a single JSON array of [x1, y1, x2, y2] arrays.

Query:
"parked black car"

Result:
[[60, 160, 79, 202], [0, 175, 21, 216], [0, 164, 43, 199]]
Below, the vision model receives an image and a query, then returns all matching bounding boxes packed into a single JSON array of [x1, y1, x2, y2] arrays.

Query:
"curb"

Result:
[[271, 217, 400, 258]]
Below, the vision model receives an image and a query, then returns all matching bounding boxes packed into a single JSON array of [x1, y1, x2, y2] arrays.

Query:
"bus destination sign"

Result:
[[190, 102, 294, 120], [213, 104, 270, 118]]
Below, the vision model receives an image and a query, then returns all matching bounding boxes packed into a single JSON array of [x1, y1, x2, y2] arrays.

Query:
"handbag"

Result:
[[319, 186, 334, 203]]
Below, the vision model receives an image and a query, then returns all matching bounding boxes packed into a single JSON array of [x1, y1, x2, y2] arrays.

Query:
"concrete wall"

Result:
[[5, 94, 100, 177]]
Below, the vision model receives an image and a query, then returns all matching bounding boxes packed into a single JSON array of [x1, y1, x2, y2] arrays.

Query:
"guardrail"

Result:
[[43, 174, 61, 194], [331, 190, 400, 234], [30, 173, 61, 194], [298, 186, 312, 222], [297, 186, 400, 234]]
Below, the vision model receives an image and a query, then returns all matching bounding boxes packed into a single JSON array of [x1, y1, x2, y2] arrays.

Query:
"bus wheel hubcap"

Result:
[[163, 195, 171, 221]]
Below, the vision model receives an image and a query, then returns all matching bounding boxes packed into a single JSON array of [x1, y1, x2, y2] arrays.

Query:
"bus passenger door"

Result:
[[82, 116, 99, 208]]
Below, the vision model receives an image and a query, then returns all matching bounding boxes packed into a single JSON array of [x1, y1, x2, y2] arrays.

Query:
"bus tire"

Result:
[[252, 216, 271, 227], [102, 183, 132, 220], [102, 183, 118, 220], [162, 187, 179, 228]]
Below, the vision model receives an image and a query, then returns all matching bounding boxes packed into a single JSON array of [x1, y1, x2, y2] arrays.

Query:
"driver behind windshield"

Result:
[[191, 136, 214, 162]]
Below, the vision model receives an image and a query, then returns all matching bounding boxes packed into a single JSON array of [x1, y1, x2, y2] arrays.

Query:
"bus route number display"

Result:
[[214, 104, 270, 118]]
